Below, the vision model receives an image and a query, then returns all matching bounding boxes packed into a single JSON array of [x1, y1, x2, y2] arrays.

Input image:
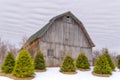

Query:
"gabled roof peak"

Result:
[[26, 11, 95, 47], [50, 11, 73, 22]]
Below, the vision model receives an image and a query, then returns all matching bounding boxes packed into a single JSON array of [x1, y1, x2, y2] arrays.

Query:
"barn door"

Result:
[[47, 49, 54, 66]]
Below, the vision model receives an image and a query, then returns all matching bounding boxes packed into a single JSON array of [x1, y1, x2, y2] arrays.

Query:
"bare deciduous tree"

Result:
[[0, 38, 8, 64], [20, 35, 28, 46], [8, 44, 18, 57], [110, 52, 118, 66], [92, 49, 101, 65], [0, 38, 19, 64]]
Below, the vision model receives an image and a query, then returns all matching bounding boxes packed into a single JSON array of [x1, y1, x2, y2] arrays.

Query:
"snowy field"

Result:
[[0, 77, 13, 80], [0, 67, 120, 80]]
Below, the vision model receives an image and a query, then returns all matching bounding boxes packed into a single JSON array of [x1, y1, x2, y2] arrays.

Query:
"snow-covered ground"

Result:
[[0, 67, 120, 80], [0, 76, 13, 80], [33, 67, 120, 80]]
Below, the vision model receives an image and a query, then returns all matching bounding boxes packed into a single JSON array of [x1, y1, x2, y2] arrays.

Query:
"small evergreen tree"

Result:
[[93, 54, 112, 74], [60, 56, 76, 72], [103, 48, 115, 70], [34, 50, 46, 70], [12, 49, 34, 77], [76, 52, 90, 69], [117, 55, 120, 69], [1, 51, 15, 73]]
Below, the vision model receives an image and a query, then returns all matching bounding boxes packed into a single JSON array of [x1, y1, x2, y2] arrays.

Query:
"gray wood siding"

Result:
[[42, 16, 90, 47], [40, 41, 92, 66], [39, 16, 92, 66]]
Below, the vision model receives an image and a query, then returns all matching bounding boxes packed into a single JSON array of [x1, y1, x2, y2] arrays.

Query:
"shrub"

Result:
[[34, 50, 46, 70], [76, 52, 90, 69], [103, 49, 115, 70], [60, 56, 76, 72], [12, 49, 34, 77], [1, 51, 15, 73], [93, 54, 112, 74]]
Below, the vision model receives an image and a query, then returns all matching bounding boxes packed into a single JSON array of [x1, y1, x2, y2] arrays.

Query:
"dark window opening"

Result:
[[67, 16, 70, 18], [47, 49, 53, 56], [66, 16, 71, 23]]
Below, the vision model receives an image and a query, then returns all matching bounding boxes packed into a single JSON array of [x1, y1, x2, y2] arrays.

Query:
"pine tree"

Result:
[[93, 54, 112, 74], [103, 48, 115, 70], [12, 49, 34, 77], [34, 50, 46, 70], [1, 51, 15, 73], [76, 52, 90, 69], [117, 55, 120, 69], [60, 56, 76, 72]]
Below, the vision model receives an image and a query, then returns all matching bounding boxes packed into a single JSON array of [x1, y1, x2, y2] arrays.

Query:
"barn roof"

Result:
[[27, 11, 95, 47]]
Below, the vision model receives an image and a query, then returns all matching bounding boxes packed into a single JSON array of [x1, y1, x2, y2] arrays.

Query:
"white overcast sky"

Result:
[[0, 0, 120, 53]]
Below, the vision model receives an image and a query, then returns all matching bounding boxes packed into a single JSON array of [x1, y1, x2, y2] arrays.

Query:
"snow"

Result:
[[1, 67, 120, 80], [33, 67, 120, 80], [0, 76, 13, 80]]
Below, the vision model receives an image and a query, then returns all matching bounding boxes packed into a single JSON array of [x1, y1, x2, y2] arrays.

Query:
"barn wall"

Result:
[[39, 15, 93, 66], [39, 41, 92, 66], [42, 16, 90, 48]]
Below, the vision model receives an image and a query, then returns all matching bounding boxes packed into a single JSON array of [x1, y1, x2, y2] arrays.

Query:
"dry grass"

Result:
[[77, 68, 90, 71], [113, 69, 116, 72], [35, 69, 46, 72], [92, 72, 111, 77], [0, 72, 34, 80], [61, 71, 77, 74]]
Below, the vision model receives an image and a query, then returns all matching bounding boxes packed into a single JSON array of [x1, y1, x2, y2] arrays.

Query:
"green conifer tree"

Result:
[[103, 48, 115, 70], [34, 50, 46, 70], [76, 52, 90, 69], [93, 54, 112, 74], [12, 49, 34, 77], [1, 51, 15, 73], [117, 55, 120, 69], [60, 56, 76, 72]]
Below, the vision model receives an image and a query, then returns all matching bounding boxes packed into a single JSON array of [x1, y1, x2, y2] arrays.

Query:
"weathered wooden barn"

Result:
[[23, 11, 95, 66]]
